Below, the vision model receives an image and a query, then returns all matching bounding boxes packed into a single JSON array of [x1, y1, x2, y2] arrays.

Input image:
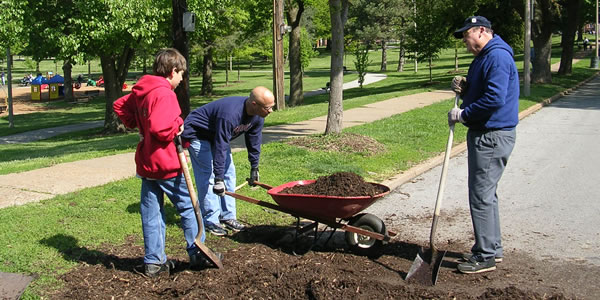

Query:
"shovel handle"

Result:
[[174, 136, 224, 269], [430, 94, 460, 249]]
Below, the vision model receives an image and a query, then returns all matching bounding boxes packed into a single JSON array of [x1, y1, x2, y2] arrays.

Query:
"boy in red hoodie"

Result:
[[113, 48, 219, 277]]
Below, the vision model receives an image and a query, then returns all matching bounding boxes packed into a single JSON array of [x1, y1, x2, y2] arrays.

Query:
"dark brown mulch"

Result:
[[45, 226, 597, 300], [280, 172, 387, 197]]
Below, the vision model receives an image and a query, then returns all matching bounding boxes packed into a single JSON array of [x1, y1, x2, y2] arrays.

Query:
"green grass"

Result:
[[2, 38, 597, 174]]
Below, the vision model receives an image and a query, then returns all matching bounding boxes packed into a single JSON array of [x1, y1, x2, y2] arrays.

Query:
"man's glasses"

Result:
[[262, 105, 274, 112]]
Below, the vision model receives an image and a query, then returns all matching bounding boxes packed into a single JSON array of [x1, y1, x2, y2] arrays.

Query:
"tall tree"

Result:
[[190, 0, 249, 96], [286, 0, 306, 106], [347, 0, 407, 71], [325, 0, 348, 135], [557, 0, 582, 75], [405, 0, 453, 82], [531, 0, 561, 83], [71, 0, 170, 132]]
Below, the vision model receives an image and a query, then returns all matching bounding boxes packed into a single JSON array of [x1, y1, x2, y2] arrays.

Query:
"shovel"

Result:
[[174, 135, 223, 269], [405, 94, 460, 285]]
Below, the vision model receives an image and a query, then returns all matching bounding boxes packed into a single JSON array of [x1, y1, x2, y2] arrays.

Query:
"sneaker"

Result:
[[134, 260, 174, 278], [190, 250, 224, 270], [221, 219, 245, 232], [206, 224, 228, 236], [461, 253, 503, 263], [457, 255, 496, 274]]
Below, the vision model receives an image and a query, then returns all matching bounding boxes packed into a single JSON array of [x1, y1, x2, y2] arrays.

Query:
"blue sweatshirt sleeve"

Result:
[[245, 118, 264, 168]]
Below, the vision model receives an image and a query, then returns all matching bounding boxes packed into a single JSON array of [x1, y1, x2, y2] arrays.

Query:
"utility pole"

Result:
[[272, 0, 285, 110], [592, 0, 599, 68], [6, 47, 14, 128], [524, 0, 531, 96]]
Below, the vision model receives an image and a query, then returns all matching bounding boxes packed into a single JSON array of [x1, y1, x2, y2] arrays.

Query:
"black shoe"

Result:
[[457, 255, 496, 274], [221, 219, 245, 232], [134, 260, 174, 278], [461, 253, 503, 263], [207, 224, 228, 236], [190, 250, 224, 270]]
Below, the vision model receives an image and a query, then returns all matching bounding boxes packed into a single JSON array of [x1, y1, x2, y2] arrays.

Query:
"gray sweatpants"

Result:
[[467, 128, 516, 260]]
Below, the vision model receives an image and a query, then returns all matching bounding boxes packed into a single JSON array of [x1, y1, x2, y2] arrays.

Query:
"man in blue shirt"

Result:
[[450, 16, 519, 274], [182, 86, 275, 236]]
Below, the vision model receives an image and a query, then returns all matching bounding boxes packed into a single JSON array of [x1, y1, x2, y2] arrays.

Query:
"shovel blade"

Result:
[[405, 247, 446, 285]]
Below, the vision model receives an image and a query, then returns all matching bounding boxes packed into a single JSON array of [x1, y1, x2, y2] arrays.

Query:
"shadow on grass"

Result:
[[40, 234, 141, 273]]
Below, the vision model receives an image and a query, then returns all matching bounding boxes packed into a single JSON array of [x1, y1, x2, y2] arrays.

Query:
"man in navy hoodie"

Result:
[[449, 16, 519, 274], [182, 86, 275, 236]]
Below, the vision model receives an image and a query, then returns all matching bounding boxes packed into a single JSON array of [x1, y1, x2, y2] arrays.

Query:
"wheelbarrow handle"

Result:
[[245, 180, 273, 190]]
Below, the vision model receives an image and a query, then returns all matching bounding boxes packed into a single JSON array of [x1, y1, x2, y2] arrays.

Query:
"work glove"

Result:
[[448, 108, 465, 126], [451, 76, 467, 96], [213, 179, 226, 197], [248, 167, 259, 187]]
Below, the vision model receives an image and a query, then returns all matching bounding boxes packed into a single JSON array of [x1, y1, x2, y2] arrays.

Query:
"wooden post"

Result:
[[523, 0, 531, 96], [272, 0, 285, 110], [6, 47, 14, 128]]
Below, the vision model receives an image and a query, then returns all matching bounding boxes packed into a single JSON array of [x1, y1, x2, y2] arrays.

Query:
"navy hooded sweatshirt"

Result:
[[460, 35, 519, 131], [182, 96, 263, 180]]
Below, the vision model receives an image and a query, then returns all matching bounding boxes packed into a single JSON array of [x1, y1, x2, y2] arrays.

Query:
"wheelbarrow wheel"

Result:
[[345, 213, 386, 254]]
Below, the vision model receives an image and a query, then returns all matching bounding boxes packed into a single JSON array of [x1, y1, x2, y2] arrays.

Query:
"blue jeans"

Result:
[[140, 174, 204, 265], [188, 139, 237, 227], [467, 129, 516, 260]]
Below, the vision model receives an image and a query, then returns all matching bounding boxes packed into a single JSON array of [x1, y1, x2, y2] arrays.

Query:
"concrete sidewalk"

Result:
[[0, 87, 454, 208]]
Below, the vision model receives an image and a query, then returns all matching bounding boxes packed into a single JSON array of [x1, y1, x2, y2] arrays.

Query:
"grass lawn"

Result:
[[0, 37, 598, 298]]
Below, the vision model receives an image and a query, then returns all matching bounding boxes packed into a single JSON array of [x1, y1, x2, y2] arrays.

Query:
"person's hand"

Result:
[[248, 168, 259, 186], [448, 108, 464, 126], [451, 76, 467, 95], [213, 179, 225, 196]]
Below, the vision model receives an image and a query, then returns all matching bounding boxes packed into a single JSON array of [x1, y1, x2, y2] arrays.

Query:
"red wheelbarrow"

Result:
[[226, 180, 396, 254]]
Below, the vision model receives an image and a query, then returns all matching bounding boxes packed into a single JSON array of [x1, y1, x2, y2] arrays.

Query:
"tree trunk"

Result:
[[454, 46, 459, 71], [287, 0, 305, 107], [531, 0, 556, 83], [201, 46, 213, 96], [172, 0, 191, 118], [397, 37, 405, 72], [325, 0, 348, 135], [558, 0, 580, 75], [62, 61, 74, 102], [380, 41, 387, 71], [100, 55, 127, 133]]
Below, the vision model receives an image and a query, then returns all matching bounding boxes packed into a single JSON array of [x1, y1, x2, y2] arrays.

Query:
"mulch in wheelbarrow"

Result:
[[280, 172, 386, 197]]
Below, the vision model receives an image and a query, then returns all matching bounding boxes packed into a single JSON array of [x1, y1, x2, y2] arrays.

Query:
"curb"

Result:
[[381, 72, 600, 191]]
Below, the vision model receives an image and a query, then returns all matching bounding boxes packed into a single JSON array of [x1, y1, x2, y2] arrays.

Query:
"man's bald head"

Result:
[[247, 86, 275, 117]]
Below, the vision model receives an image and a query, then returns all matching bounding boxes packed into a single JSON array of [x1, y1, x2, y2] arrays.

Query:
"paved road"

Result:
[[366, 75, 600, 266]]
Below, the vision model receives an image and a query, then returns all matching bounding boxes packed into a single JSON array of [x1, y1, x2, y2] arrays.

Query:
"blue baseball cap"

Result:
[[454, 16, 492, 38]]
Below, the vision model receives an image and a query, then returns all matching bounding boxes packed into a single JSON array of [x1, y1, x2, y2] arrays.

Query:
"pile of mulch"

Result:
[[286, 133, 386, 156], [280, 172, 387, 197]]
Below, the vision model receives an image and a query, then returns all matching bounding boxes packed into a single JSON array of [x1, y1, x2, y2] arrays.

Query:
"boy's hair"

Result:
[[153, 48, 187, 77]]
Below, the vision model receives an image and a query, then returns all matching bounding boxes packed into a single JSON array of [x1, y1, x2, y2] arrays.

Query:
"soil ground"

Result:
[[46, 171, 595, 299], [45, 226, 590, 299]]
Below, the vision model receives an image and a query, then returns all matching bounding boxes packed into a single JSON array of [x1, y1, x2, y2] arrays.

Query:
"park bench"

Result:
[[74, 89, 100, 103]]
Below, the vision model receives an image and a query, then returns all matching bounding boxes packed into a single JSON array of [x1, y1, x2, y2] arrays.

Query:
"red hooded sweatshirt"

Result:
[[113, 75, 183, 179]]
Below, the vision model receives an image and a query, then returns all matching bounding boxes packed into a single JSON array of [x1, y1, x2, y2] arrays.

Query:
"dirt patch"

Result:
[[286, 133, 385, 156], [45, 226, 598, 299]]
